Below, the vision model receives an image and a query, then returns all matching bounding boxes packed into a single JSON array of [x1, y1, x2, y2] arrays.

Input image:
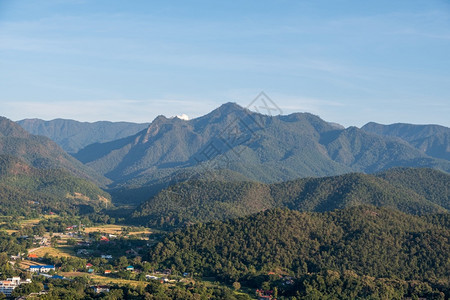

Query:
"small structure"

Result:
[[92, 285, 110, 293], [86, 263, 93, 268], [28, 253, 39, 259], [125, 265, 134, 271], [104, 270, 112, 274], [88, 268, 95, 273]]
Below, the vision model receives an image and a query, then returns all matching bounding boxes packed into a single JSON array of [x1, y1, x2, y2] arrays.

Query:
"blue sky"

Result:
[[0, 0, 449, 127]]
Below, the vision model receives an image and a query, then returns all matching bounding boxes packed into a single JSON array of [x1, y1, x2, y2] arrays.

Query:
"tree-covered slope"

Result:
[[362, 122, 450, 161], [0, 116, 109, 185], [133, 168, 448, 228], [376, 167, 449, 210], [0, 155, 111, 217], [74, 103, 450, 188], [149, 206, 450, 298], [132, 180, 274, 227], [18, 118, 150, 153]]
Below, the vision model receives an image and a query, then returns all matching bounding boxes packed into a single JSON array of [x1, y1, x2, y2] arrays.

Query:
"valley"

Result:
[[0, 106, 449, 299]]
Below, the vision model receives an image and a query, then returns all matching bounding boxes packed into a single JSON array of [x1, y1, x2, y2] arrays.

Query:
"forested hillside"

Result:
[[133, 168, 449, 228], [0, 155, 110, 217], [149, 206, 450, 299]]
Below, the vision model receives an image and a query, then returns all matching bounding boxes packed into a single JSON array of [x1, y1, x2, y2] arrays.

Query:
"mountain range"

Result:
[[362, 122, 450, 161], [68, 103, 450, 201], [18, 118, 149, 153], [6, 103, 450, 209]]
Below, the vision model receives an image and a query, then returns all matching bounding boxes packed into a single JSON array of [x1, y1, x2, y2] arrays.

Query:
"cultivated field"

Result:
[[84, 224, 151, 236]]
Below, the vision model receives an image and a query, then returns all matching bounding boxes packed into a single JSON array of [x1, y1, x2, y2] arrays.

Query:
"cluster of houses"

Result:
[[0, 277, 32, 297]]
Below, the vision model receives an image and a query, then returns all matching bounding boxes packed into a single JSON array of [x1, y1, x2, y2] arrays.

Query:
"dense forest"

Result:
[[133, 167, 449, 228], [148, 206, 450, 299]]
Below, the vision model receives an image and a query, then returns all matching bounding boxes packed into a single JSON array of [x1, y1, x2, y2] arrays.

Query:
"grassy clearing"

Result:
[[90, 274, 147, 287], [20, 260, 46, 269], [31, 246, 77, 258], [19, 214, 59, 228], [84, 225, 124, 235], [20, 219, 41, 227], [84, 225, 151, 236], [61, 272, 147, 287]]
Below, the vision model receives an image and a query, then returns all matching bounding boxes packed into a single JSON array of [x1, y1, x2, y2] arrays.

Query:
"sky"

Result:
[[0, 0, 449, 127]]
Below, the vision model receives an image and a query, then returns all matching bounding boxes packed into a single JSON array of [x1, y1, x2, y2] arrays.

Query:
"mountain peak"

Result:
[[152, 115, 170, 123], [0, 116, 30, 138], [200, 102, 251, 122], [215, 102, 247, 114]]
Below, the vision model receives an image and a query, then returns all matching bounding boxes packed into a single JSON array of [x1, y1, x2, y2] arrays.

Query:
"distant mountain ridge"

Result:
[[18, 118, 150, 153], [0, 116, 109, 186], [362, 122, 450, 161], [74, 103, 450, 191]]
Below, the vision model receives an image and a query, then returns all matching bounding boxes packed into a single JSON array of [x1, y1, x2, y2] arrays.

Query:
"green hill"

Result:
[[133, 168, 448, 228], [0, 155, 111, 217], [0, 116, 110, 186], [376, 167, 450, 210], [148, 206, 450, 298]]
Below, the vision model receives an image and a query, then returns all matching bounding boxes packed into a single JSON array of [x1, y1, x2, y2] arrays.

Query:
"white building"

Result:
[[0, 277, 31, 296], [29, 265, 55, 273]]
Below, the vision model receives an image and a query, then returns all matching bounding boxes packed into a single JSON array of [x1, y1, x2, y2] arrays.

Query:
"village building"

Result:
[[92, 285, 110, 293], [125, 265, 134, 271], [29, 265, 55, 273], [0, 277, 31, 296]]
